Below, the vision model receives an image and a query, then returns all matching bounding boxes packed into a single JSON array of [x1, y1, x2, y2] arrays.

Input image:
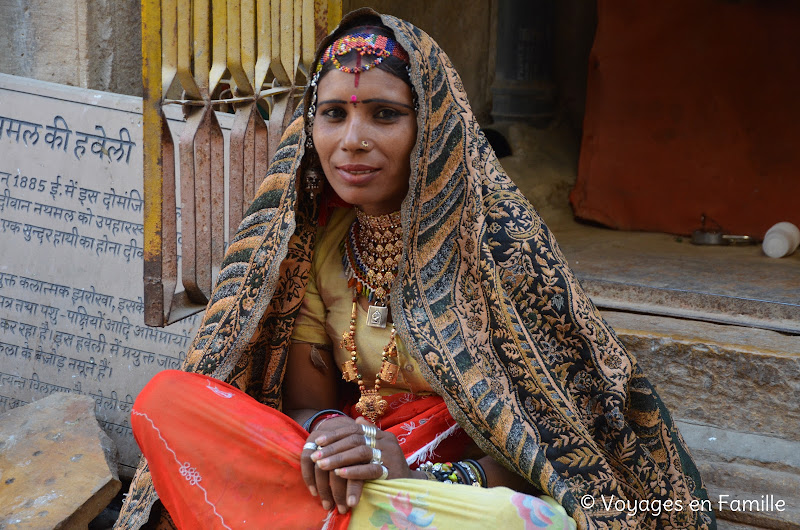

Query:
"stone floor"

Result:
[[554, 218, 800, 334]]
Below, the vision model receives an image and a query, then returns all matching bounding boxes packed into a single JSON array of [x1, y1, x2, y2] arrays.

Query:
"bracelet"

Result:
[[302, 409, 346, 432], [451, 461, 472, 486], [462, 459, 487, 488], [460, 459, 486, 488], [418, 461, 462, 484]]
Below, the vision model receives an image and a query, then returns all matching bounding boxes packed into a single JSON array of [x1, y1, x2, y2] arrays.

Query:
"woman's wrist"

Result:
[[409, 469, 429, 481], [415, 460, 487, 487], [301, 409, 347, 432]]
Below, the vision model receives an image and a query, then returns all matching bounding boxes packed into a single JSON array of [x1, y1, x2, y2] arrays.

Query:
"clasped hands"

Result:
[[301, 415, 417, 514]]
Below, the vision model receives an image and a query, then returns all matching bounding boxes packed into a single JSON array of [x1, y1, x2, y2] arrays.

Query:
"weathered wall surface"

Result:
[[0, 0, 142, 96]]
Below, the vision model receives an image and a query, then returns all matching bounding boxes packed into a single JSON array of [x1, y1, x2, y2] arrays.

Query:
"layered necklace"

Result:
[[340, 209, 403, 422]]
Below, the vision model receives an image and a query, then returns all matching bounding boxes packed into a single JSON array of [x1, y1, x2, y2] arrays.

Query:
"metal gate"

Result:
[[141, 0, 341, 326]]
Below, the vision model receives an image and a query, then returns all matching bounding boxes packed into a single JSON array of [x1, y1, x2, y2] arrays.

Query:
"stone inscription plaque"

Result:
[[0, 74, 234, 477]]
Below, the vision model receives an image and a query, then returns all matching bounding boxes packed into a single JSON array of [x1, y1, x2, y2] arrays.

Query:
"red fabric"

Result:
[[571, 0, 800, 237], [131, 370, 468, 530], [318, 182, 352, 226]]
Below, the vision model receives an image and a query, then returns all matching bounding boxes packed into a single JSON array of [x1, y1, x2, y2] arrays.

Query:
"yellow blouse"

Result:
[[291, 208, 434, 395]]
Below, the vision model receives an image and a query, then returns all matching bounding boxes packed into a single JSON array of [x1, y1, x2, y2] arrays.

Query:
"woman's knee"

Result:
[[133, 370, 194, 415]]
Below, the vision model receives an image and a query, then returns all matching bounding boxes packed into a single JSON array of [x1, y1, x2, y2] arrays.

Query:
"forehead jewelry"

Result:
[[350, 94, 359, 107], [318, 32, 409, 75]]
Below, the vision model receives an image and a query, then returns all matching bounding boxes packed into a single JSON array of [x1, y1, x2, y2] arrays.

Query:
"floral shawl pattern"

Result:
[[117, 9, 714, 529]]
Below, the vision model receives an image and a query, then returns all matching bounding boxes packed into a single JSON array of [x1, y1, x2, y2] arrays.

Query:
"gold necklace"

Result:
[[342, 209, 402, 328], [340, 292, 399, 423]]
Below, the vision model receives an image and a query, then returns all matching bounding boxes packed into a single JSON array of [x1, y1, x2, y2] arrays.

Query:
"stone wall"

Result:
[[0, 0, 142, 96]]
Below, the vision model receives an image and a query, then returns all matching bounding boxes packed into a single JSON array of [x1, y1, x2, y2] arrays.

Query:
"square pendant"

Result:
[[366, 305, 389, 328], [341, 360, 358, 382], [379, 360, 399, 384]]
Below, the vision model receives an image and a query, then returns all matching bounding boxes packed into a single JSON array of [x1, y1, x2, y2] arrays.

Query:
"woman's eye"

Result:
[[321, 107, 346, 119], [375, 108, 403, 120]]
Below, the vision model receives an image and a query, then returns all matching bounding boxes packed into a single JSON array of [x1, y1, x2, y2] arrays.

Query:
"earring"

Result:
[[304, 166, 323, 198]]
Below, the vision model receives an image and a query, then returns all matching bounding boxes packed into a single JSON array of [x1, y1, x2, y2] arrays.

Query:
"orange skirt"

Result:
[[131, 370, 476, 529]]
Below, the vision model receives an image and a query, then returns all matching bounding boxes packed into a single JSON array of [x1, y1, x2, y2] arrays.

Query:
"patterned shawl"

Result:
[[117, 9, 714, 529]]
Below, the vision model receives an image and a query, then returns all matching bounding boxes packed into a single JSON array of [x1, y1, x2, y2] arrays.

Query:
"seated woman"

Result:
[[117, 9, 715, 530]]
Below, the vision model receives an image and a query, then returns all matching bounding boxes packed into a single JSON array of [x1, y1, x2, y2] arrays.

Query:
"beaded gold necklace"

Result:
[[341, 209, 402, 328], [340, 297, 399, 422], [340, 209, 403, 422]]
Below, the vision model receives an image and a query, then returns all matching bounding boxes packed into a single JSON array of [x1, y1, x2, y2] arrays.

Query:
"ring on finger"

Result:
[[378, 464, 389, 480], [364, 435, 376, 448], [361, 424, 377, 438], [303, 442, 318, 451], [370, 447, 383, 465]]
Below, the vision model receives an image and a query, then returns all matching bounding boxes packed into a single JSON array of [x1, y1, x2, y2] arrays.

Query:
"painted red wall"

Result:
[[571, 0, 800, 238]]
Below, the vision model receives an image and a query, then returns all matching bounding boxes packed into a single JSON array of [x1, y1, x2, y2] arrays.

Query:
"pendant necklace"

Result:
[[341, 209, 402, 328], [340, 295, 399, 422], [340, 209, 403, 422]]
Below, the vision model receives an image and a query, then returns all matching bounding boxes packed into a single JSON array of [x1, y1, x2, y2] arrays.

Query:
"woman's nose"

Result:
[[341, 114, 369, 151]]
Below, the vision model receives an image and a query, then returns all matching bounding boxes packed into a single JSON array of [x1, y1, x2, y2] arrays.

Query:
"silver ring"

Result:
[[303, 442, 318, 451], [378, 465, 389, 480], [361, 424, 377, 438], [364, 435, 376, 448], [370, 447, 382, 465]]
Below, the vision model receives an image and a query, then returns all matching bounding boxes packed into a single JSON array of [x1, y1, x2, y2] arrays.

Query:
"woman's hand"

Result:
[[300, 415, 355, 514], [301, 416, 420, 513]]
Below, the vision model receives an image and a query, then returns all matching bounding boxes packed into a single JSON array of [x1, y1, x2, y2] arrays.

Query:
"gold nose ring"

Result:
[[361, 140, 369, 148]]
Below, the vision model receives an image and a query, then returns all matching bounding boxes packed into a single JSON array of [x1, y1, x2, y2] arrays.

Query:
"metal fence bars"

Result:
[[142, 0, 342, 326]]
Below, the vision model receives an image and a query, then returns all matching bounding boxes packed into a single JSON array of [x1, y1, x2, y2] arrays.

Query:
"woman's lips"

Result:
[[335, 164, 380, 183]]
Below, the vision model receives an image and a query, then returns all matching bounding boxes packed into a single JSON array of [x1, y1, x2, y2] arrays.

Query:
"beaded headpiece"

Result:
[[317, 32, 409, 74]]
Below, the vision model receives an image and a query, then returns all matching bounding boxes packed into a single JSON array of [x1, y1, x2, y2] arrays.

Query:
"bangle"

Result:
[[311, 414, 342, 431], [451, 461, 472, 486], [462, 459, 487, 488], [302, 409, 346, 432]]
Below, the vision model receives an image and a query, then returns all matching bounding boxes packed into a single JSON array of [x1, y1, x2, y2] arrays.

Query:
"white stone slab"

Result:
[[0, 73, 234, 478]]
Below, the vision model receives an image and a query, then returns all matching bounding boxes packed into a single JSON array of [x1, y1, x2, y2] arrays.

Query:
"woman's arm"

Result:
[[284, 342, 538, 505], [478, 455, 540, 493], [284, 341, 359, 513], [282, 341, 340, 426]]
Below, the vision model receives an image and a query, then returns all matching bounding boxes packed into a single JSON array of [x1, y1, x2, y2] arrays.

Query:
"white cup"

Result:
[[762, 222, 800, 258]]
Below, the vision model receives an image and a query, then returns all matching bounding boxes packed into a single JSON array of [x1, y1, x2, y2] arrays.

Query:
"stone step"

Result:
[[605, 311, 800, 529]]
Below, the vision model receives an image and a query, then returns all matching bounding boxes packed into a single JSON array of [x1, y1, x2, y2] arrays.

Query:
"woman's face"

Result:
[[312, 66, 417, 215]]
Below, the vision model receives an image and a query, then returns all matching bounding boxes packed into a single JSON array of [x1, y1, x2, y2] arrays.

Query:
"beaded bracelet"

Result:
[[302, 409, 346, 432], [418, 461, 462, 484]]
